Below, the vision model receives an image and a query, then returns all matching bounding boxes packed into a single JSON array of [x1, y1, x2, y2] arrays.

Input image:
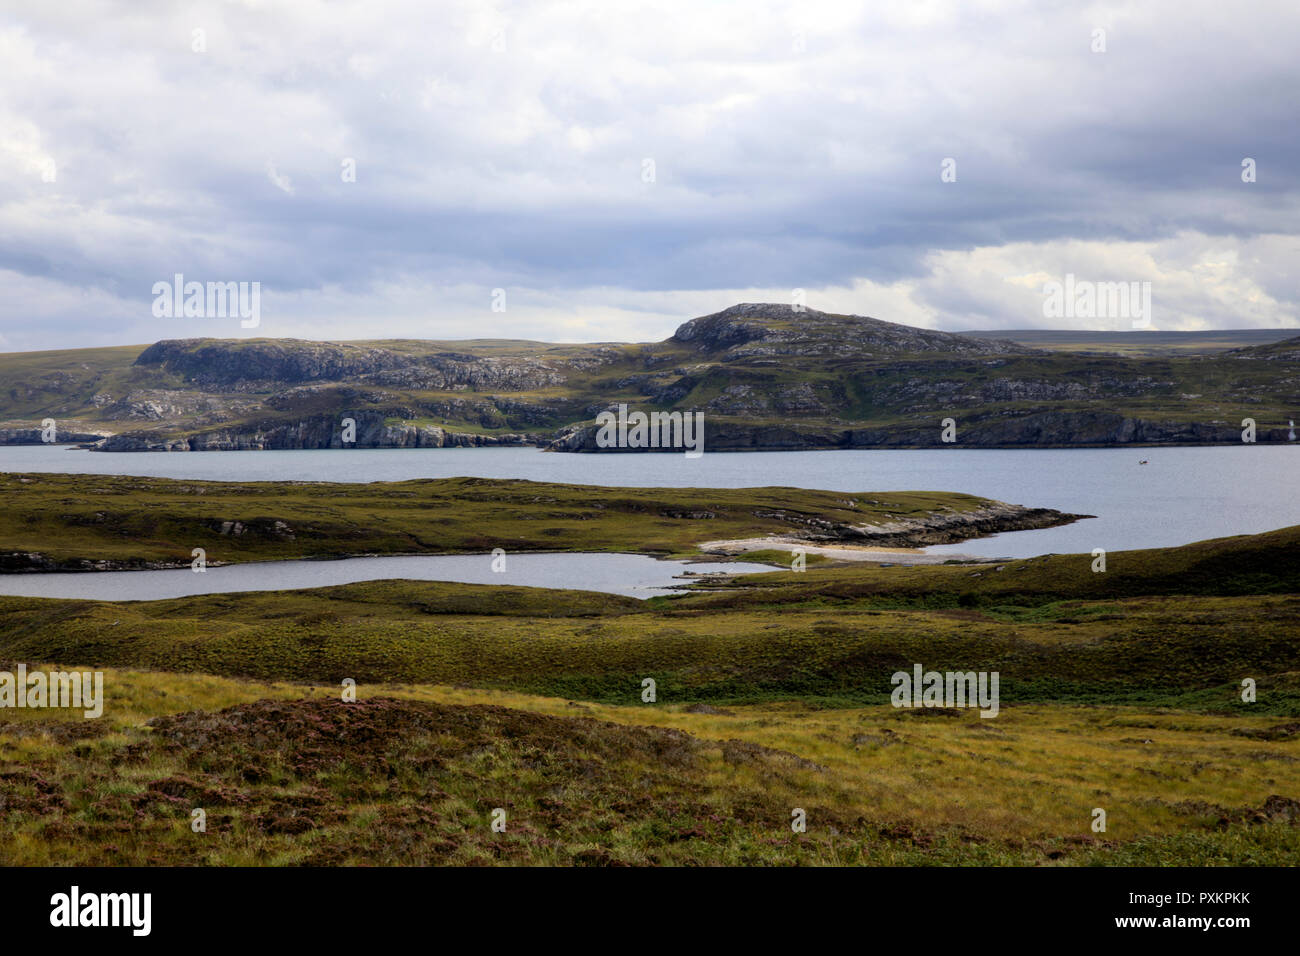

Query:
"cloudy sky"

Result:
[[1, 0, 1297, 350]]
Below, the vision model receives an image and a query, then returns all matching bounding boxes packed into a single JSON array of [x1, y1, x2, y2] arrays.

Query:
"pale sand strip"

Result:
[[697, 536, 992, 565]]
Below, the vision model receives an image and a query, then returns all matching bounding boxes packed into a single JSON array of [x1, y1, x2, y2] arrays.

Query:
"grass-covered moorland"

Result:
[[0, 471, 1039, 568], [1, 671, 1297, 866], [0, 507, 1297, 865], [1, 525, 1296, 710]]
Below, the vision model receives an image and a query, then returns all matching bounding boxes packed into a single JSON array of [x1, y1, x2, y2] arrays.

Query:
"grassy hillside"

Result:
[[693, 523, 1300, 607], [2, 526, 1297, 712], [0, 471, 1056, 568], [0, 344, 146, 420], [2, 514, 1297, 865]]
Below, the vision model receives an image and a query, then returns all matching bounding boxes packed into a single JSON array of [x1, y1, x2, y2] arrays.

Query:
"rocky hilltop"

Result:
[[1229, 334, 1300, 363], [671, 303, 1027, 357], [0, 304, 1296, 452], [137, 338, 565, 391]]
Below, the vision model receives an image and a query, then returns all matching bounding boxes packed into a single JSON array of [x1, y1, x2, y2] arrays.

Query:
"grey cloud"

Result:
[[0, 0, 1297, 348]]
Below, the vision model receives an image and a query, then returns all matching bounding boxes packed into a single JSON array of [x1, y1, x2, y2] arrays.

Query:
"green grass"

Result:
[[1, 670, 1296, 866], [2, 526, 1298, 714], [1, 474, 1297, 865], [693, 523, 1300, 607], [0, 471, 1004, 568]]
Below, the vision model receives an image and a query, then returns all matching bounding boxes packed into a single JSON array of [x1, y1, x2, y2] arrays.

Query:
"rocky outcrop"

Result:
[[546, 409, 1290, 452], [0, 552, 194, 572], [0, 426, 114, 445], [136, 339, 565, 392], [92, 389, 231, 421], [784, 500, 1086, 548], [64, 410, 1294, 455], [701, 501, 1085, 552], [135, 339, 419, 386], [94, 415, 542, 451], [671, 303, 1029, 358], [1229, 334, 1300, 361]]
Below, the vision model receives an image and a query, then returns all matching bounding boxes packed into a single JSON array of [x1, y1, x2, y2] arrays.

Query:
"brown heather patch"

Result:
[[103, 696, 837, 863], [0, 718, 110, 744], [145, 696, 708, 779], [1231, 722, 1300, 741], [0, 768, 66, 813]]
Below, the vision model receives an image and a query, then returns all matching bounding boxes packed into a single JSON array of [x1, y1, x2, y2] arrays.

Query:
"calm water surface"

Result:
[[1, 444, 1296, 569], [0, 551, 775, 601]]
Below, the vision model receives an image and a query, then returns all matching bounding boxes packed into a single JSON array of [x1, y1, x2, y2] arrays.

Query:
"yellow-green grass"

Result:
[[2, 521, 1296, 865], [687, 522, 1300, 606], [1, 666, 1296, 866], [2, 570, 1297, 713]]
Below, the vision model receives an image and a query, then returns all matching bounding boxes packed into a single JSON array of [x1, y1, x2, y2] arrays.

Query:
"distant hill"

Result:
[[673, 303, 1027, 356], [963, 328, 1300, 355], [0, 304, 1297, 452], [1228, 334, 1300, 361]]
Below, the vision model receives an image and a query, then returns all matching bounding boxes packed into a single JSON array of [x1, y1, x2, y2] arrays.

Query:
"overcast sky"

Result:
[[1, 0, 1297, 350]]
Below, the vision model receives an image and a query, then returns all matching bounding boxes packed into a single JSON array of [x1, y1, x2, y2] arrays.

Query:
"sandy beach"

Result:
[[697, 536, 992, 565]]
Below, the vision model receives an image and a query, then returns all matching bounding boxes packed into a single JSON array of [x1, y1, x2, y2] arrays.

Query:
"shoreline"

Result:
[[0, 547, 772, 576], [0, 437, 1292, 452], [697, 536, 992, 565]]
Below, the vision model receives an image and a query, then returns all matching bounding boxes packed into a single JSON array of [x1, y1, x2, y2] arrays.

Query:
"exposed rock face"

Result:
[[136, 339, 565, 391], [740, 499, 1084, 548], [366, 358, 565, 391], [135, 339, 418, 386], [914, 412, 1247, 446], [96, 416, 542, 452], [204, 518, 296, 539], [1229, 334, 1300, 362], [0, 552, 192, 572], [544, 410, 1283, 452], [0, 426, 113, 445]]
